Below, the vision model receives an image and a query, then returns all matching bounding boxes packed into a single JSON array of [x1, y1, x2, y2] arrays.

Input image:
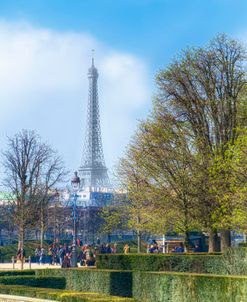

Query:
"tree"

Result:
[[102, 153, 163, 253], [155, 34, 247, 251], [36, 159, 67, 248], [100, 194, 130, 237], [114, 34, 247, 252], [209, 130, 247, 232], [1, 130, 66, 264], [115, 108, 204, 251]]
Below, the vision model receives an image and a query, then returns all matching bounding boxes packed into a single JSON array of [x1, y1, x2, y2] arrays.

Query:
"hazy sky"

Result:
[[0, 0, 246, 181]]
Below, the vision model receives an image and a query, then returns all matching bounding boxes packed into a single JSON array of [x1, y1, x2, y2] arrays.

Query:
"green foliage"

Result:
[[239, 242, 247, 247], [0, 270, 35, 276], [1, 271, 247, 302], [0, 284, 134, 301], [209, 130, 247, 231], [0, 276, 65, 289], [132, 271, 247, 302], [100, 199, 130, 234], [222, 247, 247, 275], [113, 34, 247, 253], [96, 254, 224, 274], [36, 268, 133, 297], [112, 240, 147, 254], [97, 248, 247, 277]]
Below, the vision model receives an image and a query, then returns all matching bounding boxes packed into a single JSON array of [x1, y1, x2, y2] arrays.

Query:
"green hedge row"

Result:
[[36, 268, 247, 301], [0, 276, 65, 289], [36, 269, 133, 297], [0, 270, 35, 276], [0, 284, 134, 302], [96, 253, 224, 274], [133, 271, 247, 302], [239, 243, 247, 247], [96, 248, 247, 275]]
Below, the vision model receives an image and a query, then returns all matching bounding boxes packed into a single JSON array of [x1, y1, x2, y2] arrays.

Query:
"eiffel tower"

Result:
[[78, 55, 110, 191]]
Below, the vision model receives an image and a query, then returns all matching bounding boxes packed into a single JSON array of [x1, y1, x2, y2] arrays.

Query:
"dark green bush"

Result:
[[96, 254, 224, 274], [0, 276, 65, 289], [0, 284, 134, 301], [0, 270, 35, 276], [132, 271, 247, 302], [239, 243, 247, 247], [36, 269, 133, 297]]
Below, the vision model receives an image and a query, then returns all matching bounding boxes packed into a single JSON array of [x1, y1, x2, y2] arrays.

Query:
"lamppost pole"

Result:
[[53, 189, 59, 243], [70, 171, 80, 267]]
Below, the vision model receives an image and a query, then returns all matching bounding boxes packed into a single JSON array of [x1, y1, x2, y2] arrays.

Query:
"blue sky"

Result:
[[1, 0, 247, 70], [0, 0, 246, 181]]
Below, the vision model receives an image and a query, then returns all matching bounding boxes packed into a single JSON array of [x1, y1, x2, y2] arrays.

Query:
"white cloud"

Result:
[[0, 21, 151, 180]]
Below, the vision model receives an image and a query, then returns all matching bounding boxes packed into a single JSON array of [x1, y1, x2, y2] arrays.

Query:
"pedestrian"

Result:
[[34, 247, 41, 263], [48, 247, 53, 265], [39, 247, 46, 264], [112, 242, 117, 253], [105, 244, 112, 254], [62, 253, 70, 268], [17, 247, 25, 263], [58, 245, 65, 266], [123, 244, 130, 254]]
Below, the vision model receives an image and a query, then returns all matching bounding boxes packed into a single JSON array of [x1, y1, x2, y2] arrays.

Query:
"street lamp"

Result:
[[70, 171, 80, 267]]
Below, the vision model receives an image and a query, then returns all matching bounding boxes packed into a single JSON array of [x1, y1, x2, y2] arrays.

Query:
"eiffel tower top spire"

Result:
[[91, 49, 95, 66], [79, 55, 110, 190]]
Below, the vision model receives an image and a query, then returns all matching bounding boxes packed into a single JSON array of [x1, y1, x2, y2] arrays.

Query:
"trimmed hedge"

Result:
[[0, 270, 35, 276], [36, 268, 247, 301], [239, 243, 247, 247], [96, 253, 224, 274], [36, 269, 133, 297], [132, 271, 247, 302], [0, 276, 65, 289], [221, 247, 247, 275], [0, 284, 134, 301]]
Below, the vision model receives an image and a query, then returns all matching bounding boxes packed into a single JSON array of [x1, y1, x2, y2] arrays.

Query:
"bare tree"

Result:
[[1, 130, 67, 266]]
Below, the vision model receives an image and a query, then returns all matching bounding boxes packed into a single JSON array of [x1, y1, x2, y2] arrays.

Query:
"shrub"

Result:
[[132, 271, 247, 302], [36, 269, 133, 297], [35, 268, 247, 301], [96, 254, 224, 274], [239, 243, 247, 247], [0, 284, 134, 301], [222, 247, 247, 275], [0, 276, 65, 289], [0, 270, 35, 276]]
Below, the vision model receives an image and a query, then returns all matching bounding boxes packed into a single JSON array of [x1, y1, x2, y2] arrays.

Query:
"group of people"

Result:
[[34, 241, 126, 268], [34, 243, 96, 267], [147, 240, 202, 253]]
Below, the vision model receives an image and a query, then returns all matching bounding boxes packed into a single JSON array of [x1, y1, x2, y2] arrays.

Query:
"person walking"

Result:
[[58, 245, 65, 266], [123, 243, 130, 254], [39, 247, 46, 265]]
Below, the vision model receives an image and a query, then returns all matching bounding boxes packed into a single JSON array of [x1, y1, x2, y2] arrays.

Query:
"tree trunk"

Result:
[[184, 231, 190, 253], [40, 220, 44, 249], [18, 226, 24, 270], [40, 206, 45, 248], [221, 230, 231, 252], [137, 230, 141, 253], [208, 230, 220, 252]]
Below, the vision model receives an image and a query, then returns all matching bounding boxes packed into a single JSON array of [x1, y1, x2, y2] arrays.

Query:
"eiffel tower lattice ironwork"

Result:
[[79, 56, 110, 190]]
